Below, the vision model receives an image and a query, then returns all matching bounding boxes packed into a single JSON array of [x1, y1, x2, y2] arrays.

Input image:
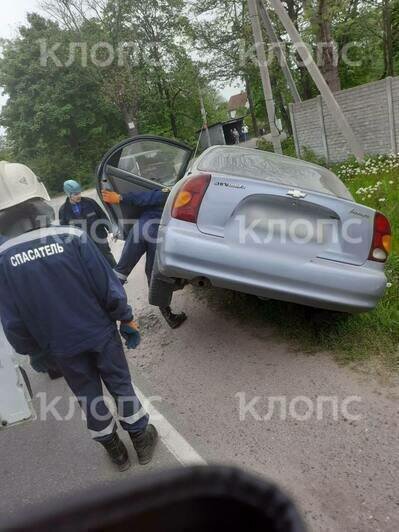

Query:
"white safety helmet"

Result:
[[0, 161, 50, 211]]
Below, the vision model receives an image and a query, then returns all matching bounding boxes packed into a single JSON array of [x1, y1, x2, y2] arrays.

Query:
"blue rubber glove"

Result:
[[29, 352, 50, 373], [120, 321, 141, 349]]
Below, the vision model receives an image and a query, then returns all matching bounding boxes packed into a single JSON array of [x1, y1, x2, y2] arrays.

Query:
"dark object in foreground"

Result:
[[4, 466, 306, 532]]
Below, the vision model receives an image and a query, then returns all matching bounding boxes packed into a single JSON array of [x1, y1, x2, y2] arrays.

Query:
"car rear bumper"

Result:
[[157, 222, 387, 313]]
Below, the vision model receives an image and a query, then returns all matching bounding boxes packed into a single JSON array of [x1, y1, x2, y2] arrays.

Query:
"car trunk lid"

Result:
[[196, 174, 374, 266]]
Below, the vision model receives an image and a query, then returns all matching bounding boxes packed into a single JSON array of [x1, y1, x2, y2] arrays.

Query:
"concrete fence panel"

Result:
[[290, 77, 398, 163]]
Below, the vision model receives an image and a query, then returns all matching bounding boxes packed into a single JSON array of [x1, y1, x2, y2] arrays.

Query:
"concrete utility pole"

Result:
[[257, 0, 301, 104], [198, 85, 211, 148], [268, 0, 365, 162], [247, 0, 282, 154]]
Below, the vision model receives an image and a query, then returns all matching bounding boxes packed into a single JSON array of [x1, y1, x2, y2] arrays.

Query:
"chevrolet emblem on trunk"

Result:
[[287, 189, 307, 199]]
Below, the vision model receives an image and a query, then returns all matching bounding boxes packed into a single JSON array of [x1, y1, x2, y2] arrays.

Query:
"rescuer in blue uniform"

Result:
[[60, 180, 116, 267], [0, 196, 158, 471], [102, 188, 187, 329], [0, 234, 63, 380]]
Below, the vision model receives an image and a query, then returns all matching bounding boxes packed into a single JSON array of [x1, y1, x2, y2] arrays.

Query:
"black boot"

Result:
[[100, 433, 131, 471], [47, 368, 63, 380], [46, 358, 63, 380], [160, 306, 187, 329], [130, 425, 158, 465]]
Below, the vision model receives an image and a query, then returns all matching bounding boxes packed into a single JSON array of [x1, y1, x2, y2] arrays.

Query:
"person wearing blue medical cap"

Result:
[[60, 180, 116, 267]]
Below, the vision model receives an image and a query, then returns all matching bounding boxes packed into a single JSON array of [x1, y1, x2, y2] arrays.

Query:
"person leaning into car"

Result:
[[102, 188, 187, 329]]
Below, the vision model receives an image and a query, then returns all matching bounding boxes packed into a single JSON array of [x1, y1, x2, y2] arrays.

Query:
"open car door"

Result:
[[97, 136, 193, 240]]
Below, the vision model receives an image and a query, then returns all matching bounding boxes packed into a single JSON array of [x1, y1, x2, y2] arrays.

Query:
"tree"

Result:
[[0, 4, 224, 191], [382, 0, 394, 77], [281, 0, 315, 99], [393, 0, 399, 72], [333, 0, 393, 86], [41, 0, 203, 139], [191, 0, 264, 134], [0, 14, 125, 192], [303, 0, 343, 92]]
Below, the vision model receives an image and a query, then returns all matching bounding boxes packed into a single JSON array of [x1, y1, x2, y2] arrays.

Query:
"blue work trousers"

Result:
[[54, 332, 148, 442], [115, 218, 160, 285]]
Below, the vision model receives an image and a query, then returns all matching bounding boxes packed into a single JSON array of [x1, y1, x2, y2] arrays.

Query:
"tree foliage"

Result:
[[0, 14, 125, 191], [0, 2, 226, 192]]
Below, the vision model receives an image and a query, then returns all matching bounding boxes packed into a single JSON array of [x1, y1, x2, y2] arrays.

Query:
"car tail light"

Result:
[[368, 212, 392, 262], [171, 173, 211, 223]]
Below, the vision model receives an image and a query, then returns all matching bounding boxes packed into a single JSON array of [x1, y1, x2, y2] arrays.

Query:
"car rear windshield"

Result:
[[197, 146, 353, 201]]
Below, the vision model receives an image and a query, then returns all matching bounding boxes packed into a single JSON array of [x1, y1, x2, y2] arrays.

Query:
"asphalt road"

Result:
[[0, 192, 398, 531], [125, 257, 399, 532]]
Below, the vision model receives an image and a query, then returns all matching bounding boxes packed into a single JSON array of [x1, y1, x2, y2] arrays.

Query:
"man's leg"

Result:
[[96, 242, 117, 268], [97, 332, 158, 465], [114, 223, 146, 284], [144, 228, 158, 285], [54, 350, 130, 471], [145, 223, 187, 329]]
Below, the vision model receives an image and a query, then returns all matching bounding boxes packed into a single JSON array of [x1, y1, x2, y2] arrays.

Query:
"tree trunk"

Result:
[[122, 108, 139, 137], [298, 65, 314, 99], [285, 0, 314, 99], [382, 0, 394, 77], [244, 74, 259, 136], [315, 0, 341, 92], [149, 44, 178, 137], [273, 84, 292, 135], [164, 86, 179, 138]]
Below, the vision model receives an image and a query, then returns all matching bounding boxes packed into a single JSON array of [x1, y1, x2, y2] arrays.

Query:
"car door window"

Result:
[[118, 140, 190, 186]]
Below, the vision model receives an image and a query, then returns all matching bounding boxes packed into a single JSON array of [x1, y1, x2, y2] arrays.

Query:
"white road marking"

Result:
[[136, 386, 207, 466]]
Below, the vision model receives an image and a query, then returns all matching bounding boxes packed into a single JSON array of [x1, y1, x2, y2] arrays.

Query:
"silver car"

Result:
[[98, 136, 391, 313]]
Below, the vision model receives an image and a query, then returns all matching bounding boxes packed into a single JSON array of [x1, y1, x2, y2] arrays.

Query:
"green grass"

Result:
[[203, 152, 399, 372], [332, 155, 399, 369]]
